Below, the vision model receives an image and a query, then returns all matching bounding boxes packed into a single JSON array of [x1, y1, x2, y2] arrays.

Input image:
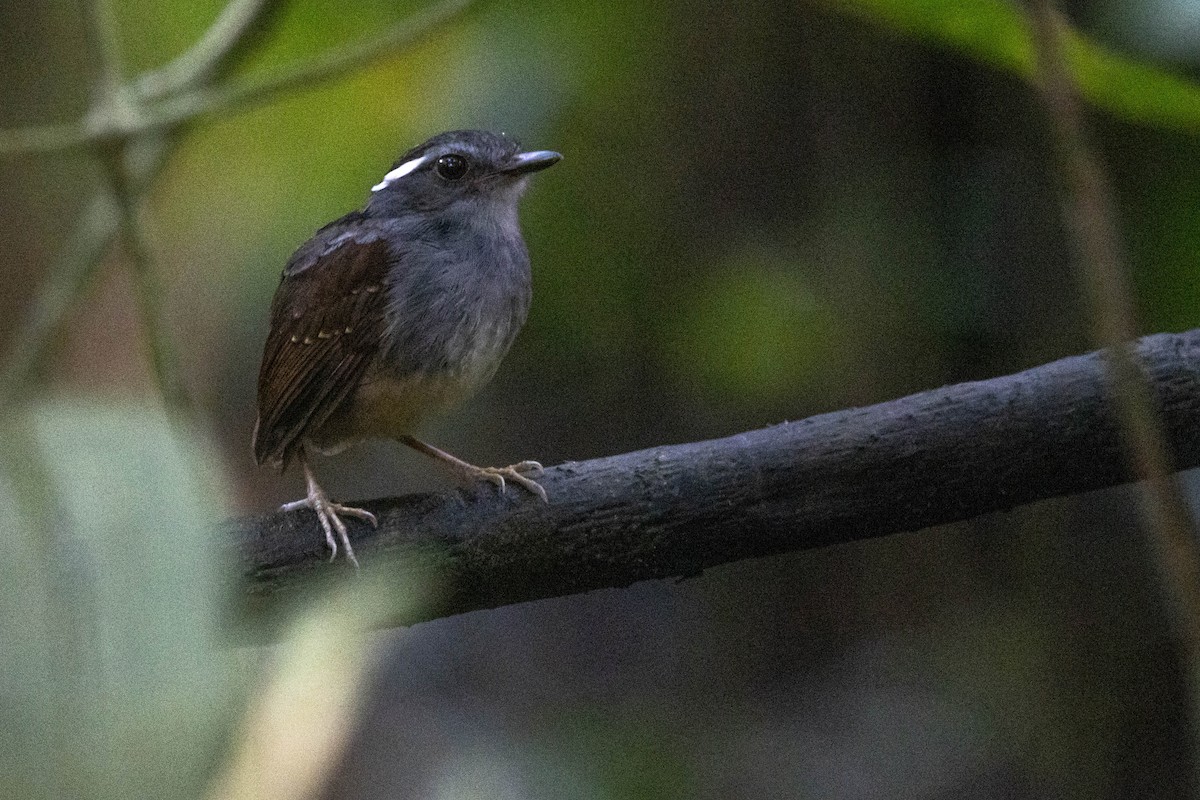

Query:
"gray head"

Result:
[[365, 130, 560, 220]]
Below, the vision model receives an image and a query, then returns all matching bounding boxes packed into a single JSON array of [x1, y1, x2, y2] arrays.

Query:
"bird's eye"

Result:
[[435, 154, 468, 181]]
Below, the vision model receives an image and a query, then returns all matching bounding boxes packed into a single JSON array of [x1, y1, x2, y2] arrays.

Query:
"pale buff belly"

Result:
[[303, 369, 479, 456], [305, 301, 522, 456]]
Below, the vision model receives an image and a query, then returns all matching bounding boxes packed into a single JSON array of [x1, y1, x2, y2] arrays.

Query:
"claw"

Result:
[[340, 506, 379, 527], [282, 460, 375, 568], [480, 471, 507, 492], [399, 436, 549, 503], [476, 464, 548, 503]]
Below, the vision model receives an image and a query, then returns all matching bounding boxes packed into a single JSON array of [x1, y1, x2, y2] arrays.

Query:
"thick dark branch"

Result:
[[237, 330, 1200, 626]]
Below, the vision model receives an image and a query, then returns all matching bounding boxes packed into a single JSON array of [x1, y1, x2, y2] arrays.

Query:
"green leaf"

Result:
[[822, 0, 1200, 132], [1, 399, 434, 800], [0, 401, 240, 800]]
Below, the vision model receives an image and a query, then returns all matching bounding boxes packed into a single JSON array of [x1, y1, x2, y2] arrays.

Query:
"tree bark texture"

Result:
[[235, 330, 1200, 627]]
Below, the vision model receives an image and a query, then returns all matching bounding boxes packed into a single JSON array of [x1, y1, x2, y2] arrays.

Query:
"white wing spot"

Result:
[[371, 156, 429, 191]]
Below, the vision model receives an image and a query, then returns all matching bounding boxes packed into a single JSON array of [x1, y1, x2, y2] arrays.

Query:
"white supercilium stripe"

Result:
[[371, 156, 429, 191]]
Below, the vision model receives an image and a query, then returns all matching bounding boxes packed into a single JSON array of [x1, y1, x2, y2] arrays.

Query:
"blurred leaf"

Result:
[[1, 399, 430, 800], [210, 572, 424, 800], [0, 400, 240, 800], [821, 0, 1200, 132]]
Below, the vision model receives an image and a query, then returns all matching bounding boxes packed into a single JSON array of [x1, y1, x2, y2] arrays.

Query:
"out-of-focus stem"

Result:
[[1025, 0, 1200, 661]]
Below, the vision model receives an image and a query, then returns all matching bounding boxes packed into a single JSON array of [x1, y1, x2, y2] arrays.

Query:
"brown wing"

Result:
[[253, 233, 393, 469]]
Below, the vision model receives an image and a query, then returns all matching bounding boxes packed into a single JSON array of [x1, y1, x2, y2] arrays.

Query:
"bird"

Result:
[[253, 130, 561, 567]]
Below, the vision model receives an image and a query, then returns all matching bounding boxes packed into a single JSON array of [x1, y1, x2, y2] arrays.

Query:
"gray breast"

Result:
[[380, 222, 532, 392]]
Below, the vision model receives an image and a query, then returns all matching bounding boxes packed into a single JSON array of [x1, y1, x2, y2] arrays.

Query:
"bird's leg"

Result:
[[279, 455, 378, 567], [400, 435, 547, 502]]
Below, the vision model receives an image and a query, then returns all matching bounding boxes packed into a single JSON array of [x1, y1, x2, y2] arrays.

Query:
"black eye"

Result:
[[435, 154, 468, 180]]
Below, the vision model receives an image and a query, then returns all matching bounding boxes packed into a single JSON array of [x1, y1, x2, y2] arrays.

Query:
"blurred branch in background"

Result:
[[81, 0, 193, 410], [0, 194, 123, 402], [136, 0, 274, 99], [83, 0, 128, 93], [1026, 0, 1200, 717], [239, 330, 1200, 630], [0, 0, 479, 411], [147, 0, 477, 131], [98, 143, 194, 412]]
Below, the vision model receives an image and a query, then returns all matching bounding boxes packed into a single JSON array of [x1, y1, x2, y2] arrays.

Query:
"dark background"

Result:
[[3, 0, 1200, 797]]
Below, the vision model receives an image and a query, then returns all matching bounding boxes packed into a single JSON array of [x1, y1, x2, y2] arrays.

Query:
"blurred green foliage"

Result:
[[829, 0, 1200, 131], [0, 401, 428, 800], [1, 402, 238, 800], [3, 0, 1200, 797]]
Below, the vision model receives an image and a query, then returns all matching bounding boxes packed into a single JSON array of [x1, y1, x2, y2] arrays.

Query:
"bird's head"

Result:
[[365, 130, 560, 223]]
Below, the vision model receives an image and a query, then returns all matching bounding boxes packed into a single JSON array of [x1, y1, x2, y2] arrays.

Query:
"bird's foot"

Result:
[[281, 477, 378, 568], [460, 460, 547, 502], [399, 436, 549, 503]]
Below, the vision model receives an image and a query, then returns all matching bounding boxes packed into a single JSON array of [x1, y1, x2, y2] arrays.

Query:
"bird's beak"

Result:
[[501, 150, 562, 175]]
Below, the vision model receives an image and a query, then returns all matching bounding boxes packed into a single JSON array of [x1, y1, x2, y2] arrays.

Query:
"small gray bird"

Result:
[[253, 130, 560, 566]]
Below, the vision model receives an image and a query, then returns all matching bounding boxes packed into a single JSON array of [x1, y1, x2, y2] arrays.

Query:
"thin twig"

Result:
[[1026, 2, 1200, 648], [0, 0, 273, 157], [0, 195, 121, 407], [0, 122, 94, 156], [82, 0, 126, 92], [0, 0, 476, 157], [97, 143, 193, 414], [0, 136, 171, 408], [136, 0, 275, 99], [1, 0, 477, 407], [147, 0, 477, 132]]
